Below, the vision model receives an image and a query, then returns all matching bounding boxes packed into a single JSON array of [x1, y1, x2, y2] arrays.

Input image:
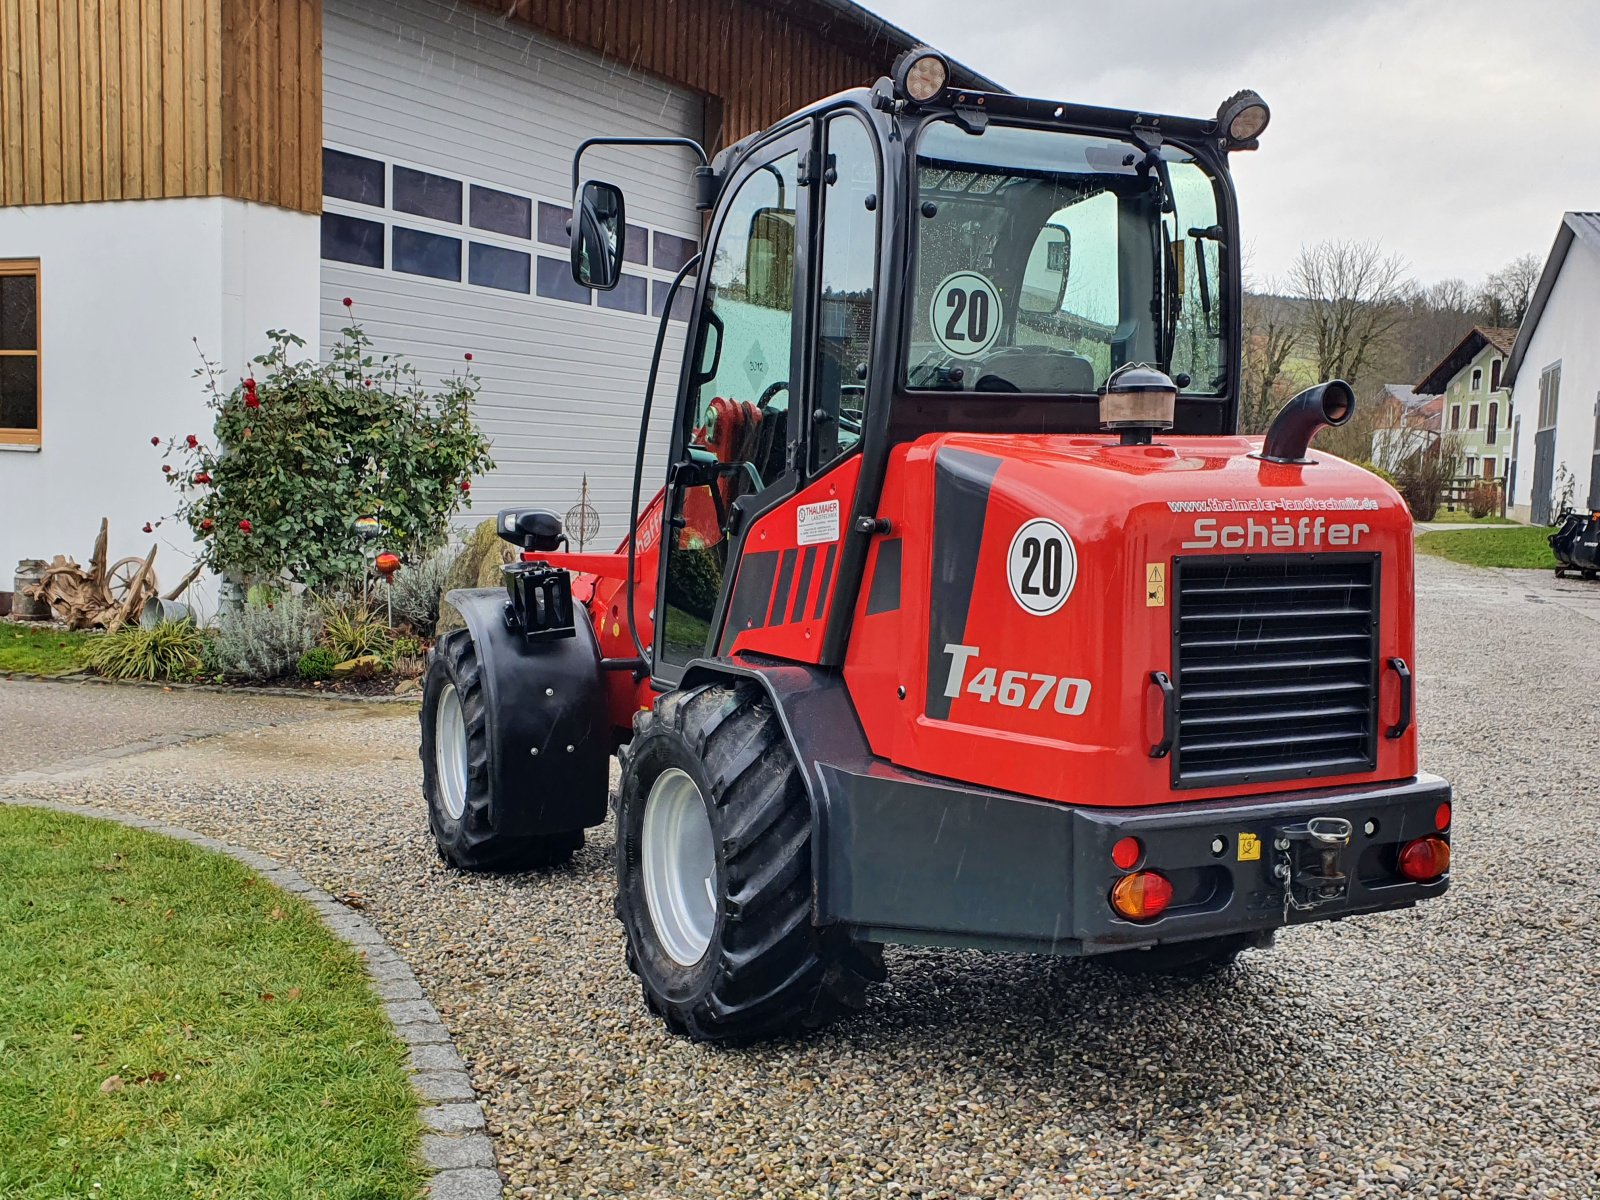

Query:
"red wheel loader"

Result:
[[419, 51, 1452, 1042]]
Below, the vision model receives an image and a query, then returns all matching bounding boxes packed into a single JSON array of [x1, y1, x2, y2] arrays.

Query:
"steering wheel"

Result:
[[757, 381, 790, 410]]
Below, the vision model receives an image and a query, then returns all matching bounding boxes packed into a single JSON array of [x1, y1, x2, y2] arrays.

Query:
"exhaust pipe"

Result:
[[1257, 380, 1356, 464]]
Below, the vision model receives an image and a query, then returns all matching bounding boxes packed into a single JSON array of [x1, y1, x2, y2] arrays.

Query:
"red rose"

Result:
[[143, 523, 153, 533], [243, 377, 256, 391], [151, 436, 161, 446], [460, 480, 471, 492], [162, 465, 172, 473], [238, 520, 252, 533], [245, 395, 261, 409], [201, 519, 214, 532], [364, 379, 372, 386], [343, 297, 353, 308], [464, 352, 473, 362], [186, 434, 198, 448]]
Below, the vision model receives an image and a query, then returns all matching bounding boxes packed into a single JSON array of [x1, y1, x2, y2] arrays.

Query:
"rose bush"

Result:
[[153, 319, 493, 590]]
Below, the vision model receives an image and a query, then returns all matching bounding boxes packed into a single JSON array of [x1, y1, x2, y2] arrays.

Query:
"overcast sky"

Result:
[[865, 0, 1600, 289]]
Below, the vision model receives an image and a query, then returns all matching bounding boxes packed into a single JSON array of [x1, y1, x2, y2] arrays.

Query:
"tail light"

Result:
[[1111, 836, 1142, 870], [1110, 871, 1173, 921], [1398, 836, 1450, 882], [1434, 802, 1452, 831]]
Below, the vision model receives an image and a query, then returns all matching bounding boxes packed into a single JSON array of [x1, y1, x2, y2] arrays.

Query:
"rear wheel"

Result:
[[1097, 933, 1256, 978], [615, 681, 885, 1042], [420, 629, 583, 871]]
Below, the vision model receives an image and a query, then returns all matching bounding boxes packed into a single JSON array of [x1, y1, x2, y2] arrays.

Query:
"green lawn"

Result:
[[0, 807, 424, 1199], [1428, 508, 1516, 526], [0, 623, 96, 675], [1416, 525, 1557, 570]]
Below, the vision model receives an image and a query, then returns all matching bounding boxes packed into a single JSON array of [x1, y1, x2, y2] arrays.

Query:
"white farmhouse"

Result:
[[1504, 212, 1600, 524]]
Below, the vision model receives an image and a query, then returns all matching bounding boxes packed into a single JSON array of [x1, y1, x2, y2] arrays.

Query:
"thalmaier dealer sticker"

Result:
[[796, 500, 840, 546], [1007, 518, 1077, 616]]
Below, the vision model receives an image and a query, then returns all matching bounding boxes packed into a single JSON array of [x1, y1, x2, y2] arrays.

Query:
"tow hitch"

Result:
[[1273, 816, 1353, 912]]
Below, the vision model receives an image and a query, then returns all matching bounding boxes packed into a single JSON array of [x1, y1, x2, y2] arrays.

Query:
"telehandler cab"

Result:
[[420, 50, 1453, 1042]]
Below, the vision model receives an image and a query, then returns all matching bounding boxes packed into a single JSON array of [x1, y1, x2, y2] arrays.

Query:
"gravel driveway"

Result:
[[4, 555, 1598, 1199]]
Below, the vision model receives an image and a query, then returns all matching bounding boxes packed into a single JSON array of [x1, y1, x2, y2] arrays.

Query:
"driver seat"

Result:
[[975, 345, 1096, 394]]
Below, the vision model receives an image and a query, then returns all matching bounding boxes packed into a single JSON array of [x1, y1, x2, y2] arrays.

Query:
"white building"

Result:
[[1504, 212, 1600, 524], [0, 0, 987, 613]]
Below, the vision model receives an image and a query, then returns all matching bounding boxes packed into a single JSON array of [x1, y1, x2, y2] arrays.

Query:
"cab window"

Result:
[[810, 115, 879, 473]]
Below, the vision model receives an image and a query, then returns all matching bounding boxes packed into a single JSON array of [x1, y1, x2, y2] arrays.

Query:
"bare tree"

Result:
[[1476, 252, 1542, 328], [1287, 240, 1411, 387], [1240, 288, 1300, 433]]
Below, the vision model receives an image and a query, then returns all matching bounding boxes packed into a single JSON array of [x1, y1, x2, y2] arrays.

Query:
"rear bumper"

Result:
[[814, 765, 1451, 956]]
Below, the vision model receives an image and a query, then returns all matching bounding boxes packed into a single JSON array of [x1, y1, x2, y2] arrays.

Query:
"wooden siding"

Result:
[[0, 0, 319, 212], [493, 0, 918, 147]]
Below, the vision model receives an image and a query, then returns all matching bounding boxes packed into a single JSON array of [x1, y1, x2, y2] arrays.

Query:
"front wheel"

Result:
[[615, 681, 884, 1042], [420, 630, 583, 871]]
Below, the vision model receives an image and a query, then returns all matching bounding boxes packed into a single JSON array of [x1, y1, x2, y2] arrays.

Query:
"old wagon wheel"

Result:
[[107, 556, 158, 605]]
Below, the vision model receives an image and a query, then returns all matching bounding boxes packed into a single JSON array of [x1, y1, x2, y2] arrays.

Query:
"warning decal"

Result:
[[1145, 562, 1166, 607]]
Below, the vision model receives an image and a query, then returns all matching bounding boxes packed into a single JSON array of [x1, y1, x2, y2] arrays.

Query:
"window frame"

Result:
[[0, 259, 41, 448], [1470, 367, 1482, 392]]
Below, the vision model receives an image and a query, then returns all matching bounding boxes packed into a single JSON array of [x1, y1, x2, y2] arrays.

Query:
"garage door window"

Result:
[[322, 146, 693, 319], [1, 260, 40, 446]]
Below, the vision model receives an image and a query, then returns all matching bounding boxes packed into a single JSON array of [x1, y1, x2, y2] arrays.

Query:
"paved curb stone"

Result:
[[0, 794, 498, 1198]]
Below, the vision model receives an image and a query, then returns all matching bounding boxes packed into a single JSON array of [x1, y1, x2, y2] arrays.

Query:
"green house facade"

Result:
[[1416, 327, 1519, 481]]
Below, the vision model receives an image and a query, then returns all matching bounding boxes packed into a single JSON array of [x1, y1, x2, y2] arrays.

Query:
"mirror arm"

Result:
[[625, 252, 703, 671], [572, 136, 711, 206]]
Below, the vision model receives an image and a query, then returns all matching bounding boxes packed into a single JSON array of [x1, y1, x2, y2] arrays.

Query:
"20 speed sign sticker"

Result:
[[1007, 518, 1077, 616], [928, 271, 1002, 358]]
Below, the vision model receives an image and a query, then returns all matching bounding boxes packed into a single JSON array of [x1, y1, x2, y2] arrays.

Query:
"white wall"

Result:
[[1508, 237, 1600, 519], [0, 198, 318, 615]]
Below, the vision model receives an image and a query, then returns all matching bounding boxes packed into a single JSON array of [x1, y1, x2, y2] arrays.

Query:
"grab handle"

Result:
[[1149, 671, 1177, 758], [1386, 657, 1413, 740]]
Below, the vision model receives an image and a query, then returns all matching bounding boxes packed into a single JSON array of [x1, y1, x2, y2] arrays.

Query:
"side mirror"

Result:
[[744, 206, 796, 309], [1019, 224, 1071, 314], [497, 508, 567, 553], [569, 181, 625, 291]]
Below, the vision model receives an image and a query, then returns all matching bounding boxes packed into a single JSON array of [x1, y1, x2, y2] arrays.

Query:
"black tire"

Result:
[[1096, 933, 1254, 978], [615, 681, 885, 1042], [420, 629, 583, 871]]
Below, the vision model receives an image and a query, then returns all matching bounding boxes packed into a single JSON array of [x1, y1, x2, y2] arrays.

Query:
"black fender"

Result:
[[446, 587, 610, 835]]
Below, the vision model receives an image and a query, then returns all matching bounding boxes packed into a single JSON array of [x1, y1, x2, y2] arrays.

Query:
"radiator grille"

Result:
[[1171, 554, 1379, 788]]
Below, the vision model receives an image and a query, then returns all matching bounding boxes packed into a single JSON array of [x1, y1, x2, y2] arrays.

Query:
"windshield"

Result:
[[907, 120, 1227, 396]]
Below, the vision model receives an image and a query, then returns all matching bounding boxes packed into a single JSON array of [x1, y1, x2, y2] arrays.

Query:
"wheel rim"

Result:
[[435, 683, 468, 822], [641, 768, 718, 967]]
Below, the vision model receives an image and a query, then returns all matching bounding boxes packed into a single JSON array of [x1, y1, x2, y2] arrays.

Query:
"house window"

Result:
[[1538, 364, 1562, 429], [1487, 401, 1498, 444], [1484, 457, 1496, 480], [0, 260, 41, 446], [1466, 456, 1477, 477], [1469, 403, 1480, 430], [1450, 405, 1461, 430], [1471, 368, 1482, 392], [1491, 359, 1502, 391]]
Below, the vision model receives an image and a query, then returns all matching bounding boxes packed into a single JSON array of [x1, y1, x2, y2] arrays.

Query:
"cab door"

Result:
[[654, 126, 812, 680]]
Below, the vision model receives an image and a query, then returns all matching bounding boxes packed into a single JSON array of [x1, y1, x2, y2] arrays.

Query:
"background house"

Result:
[[1414, 326, 1517, 485], [1368, 384, 1441, 473], [1504, 212, 1600, 524], [0, 0, 994, 604]]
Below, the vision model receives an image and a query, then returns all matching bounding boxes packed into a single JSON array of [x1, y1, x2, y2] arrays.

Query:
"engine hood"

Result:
[[842, 432, 1418, 807]]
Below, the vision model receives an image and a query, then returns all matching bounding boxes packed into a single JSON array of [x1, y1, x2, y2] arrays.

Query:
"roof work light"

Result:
[[892, 47, 951, 105], [1216, 89, 1270, 150]]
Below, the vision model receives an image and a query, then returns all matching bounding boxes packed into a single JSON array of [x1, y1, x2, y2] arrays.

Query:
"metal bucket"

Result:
[[11, 559, 51, 621], [141, 597, 192, 628]]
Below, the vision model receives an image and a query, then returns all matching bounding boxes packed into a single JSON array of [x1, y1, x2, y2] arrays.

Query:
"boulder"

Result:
[[435, 519, 514, 635]]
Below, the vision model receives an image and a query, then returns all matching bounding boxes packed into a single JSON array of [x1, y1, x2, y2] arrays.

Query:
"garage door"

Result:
[[321, 0, 703, 549]]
